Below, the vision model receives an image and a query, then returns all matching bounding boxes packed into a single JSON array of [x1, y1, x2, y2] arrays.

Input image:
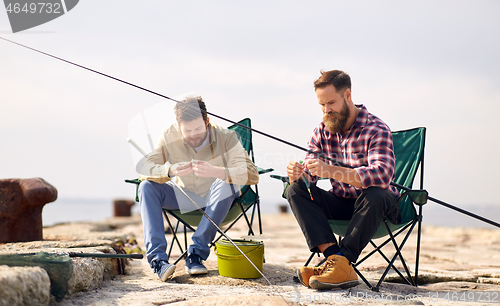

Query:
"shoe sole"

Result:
[[160, 265, 176, 282], [296, 268, 309, 287], [185, 266, 208, 275], [309, 279, 359, 290]]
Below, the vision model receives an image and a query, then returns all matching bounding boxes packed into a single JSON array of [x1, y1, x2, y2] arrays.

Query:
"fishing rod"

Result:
[[3, 36, 500, 230]]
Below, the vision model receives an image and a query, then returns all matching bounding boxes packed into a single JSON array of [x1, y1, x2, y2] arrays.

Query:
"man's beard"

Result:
[[186, 131, 207, 148], [323, 99, 350, 134]]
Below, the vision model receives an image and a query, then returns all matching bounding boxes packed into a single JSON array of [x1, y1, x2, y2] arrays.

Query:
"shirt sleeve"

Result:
[[138, 130, 172, 184], [354, 128, 396, 189]]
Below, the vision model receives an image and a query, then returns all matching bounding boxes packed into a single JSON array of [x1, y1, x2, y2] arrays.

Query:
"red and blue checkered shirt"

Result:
[[305, 105, 400, 198]]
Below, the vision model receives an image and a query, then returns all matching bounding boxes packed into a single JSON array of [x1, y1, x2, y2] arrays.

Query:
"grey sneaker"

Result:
[[151, 259, 176, 281], [185, 253, 208, 275]]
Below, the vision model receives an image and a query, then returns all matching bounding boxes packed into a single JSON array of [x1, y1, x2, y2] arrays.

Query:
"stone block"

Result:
[[0, 265, 51, 306], [0, 178, 57, 243], [67, 257, 105, 295]]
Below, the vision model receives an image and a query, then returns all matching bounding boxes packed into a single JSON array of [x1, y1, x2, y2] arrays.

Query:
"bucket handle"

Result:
[[214, 244, 264, 260]]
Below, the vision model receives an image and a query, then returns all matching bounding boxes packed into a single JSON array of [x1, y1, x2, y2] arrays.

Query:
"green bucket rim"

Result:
[[214, 244, 264, 260], [215, 239, 264, 247]]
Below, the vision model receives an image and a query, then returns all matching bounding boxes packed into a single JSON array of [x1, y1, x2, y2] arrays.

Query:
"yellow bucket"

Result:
[[214, 239, 264, 279]]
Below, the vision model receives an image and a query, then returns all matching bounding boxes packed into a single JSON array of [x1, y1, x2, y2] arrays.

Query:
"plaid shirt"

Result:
[[305, 105, 400, 198]]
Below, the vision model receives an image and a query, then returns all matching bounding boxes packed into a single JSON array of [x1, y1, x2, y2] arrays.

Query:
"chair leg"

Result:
[[415, 208, 423, 286], [163, 211, 184, 259], [212, 202, 259, 246], [212, 209, 247, 245], [352, 265, 376, 291], [369, 240, 409, 284], [167, 221, 183, 258], [304, 252, 318, 266], [357, 222, 413, 266], [173, 249, 188, 265], [250, 202, 256, 231], [236, 202, 255, 236], [183, 225, 188, 255], [387, 220, 416, 286], [257, 200, 263, 235], [375, 219, 417, 288]]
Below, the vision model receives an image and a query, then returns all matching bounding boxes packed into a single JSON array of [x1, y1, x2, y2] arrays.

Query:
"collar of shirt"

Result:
[[352, 104, 369, 128]]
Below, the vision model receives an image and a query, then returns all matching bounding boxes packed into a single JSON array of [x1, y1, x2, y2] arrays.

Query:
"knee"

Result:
[[284, 181, 297, 199], [222, 182, 239, 194], [285, 180, 306, 200], [359, 187, 386, 202], [215, 180, 240, 196], [355, 187, 396, 212], [138, 180, 156, 196]]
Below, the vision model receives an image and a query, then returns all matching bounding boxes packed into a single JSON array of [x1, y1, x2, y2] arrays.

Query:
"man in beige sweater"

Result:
[[138, 96, 259, 281]]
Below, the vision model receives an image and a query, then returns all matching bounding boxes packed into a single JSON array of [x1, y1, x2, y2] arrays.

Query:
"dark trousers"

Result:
[[285, 179, 400, 263]]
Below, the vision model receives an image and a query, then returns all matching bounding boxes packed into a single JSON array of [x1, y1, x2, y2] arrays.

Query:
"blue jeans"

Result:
[[139, 179, 239, 265]]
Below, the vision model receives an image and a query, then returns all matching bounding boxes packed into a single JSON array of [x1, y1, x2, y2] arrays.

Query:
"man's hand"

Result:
[[169, 162, 193, 177], [192, 160, 227, 180], [305, 158, 363, 187], [286, 161, 305, 183], [304, 159, 332, 178]]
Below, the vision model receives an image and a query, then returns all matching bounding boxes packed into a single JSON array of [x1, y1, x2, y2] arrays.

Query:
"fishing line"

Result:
[[3, 37, 500, 229]]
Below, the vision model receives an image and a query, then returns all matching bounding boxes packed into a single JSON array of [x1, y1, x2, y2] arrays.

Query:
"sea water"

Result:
[[42, 198, 120, 227], [42, 198, 500, 229]]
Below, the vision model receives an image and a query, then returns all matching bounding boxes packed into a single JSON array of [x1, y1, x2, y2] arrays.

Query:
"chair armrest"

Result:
[[124, 178, 141, 202], [270, 174, 289, 183], [257, 167, 274, 175], [270, 174, 290, 199], [125, 179, 141, 185], [399, 189, 428, 206]]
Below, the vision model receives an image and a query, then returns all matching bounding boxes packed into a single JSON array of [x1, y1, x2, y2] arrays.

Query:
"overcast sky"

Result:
[[1, 1, 499, 219]]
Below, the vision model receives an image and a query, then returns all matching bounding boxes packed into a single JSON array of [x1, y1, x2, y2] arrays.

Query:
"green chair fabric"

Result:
[[329, 127, 426, 239]]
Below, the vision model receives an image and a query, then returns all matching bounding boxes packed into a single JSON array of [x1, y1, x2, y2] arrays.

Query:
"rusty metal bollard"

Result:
[[0, 178, 57, 243], [113, 199, 135, 217]]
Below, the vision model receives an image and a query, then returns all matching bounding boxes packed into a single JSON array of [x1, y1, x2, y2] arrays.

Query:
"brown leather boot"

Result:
[[297, 265, 324, 287], [309, 255, 359, 290]]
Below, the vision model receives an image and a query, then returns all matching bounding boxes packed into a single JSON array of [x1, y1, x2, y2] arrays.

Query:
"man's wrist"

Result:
[[218, 167, 228, 180]]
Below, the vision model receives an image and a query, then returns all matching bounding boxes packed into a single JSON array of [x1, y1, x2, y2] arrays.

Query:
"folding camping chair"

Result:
[[271, 127, 427, 291], [126, 118, 273, 264]]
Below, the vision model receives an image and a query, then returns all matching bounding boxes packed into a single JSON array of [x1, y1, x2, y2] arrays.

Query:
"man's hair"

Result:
[[313, 70, 351, 94], [174, 96, 208, 123]]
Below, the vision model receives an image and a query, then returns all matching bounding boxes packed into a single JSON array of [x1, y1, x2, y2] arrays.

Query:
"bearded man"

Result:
[[285, 70, 400, 290]]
